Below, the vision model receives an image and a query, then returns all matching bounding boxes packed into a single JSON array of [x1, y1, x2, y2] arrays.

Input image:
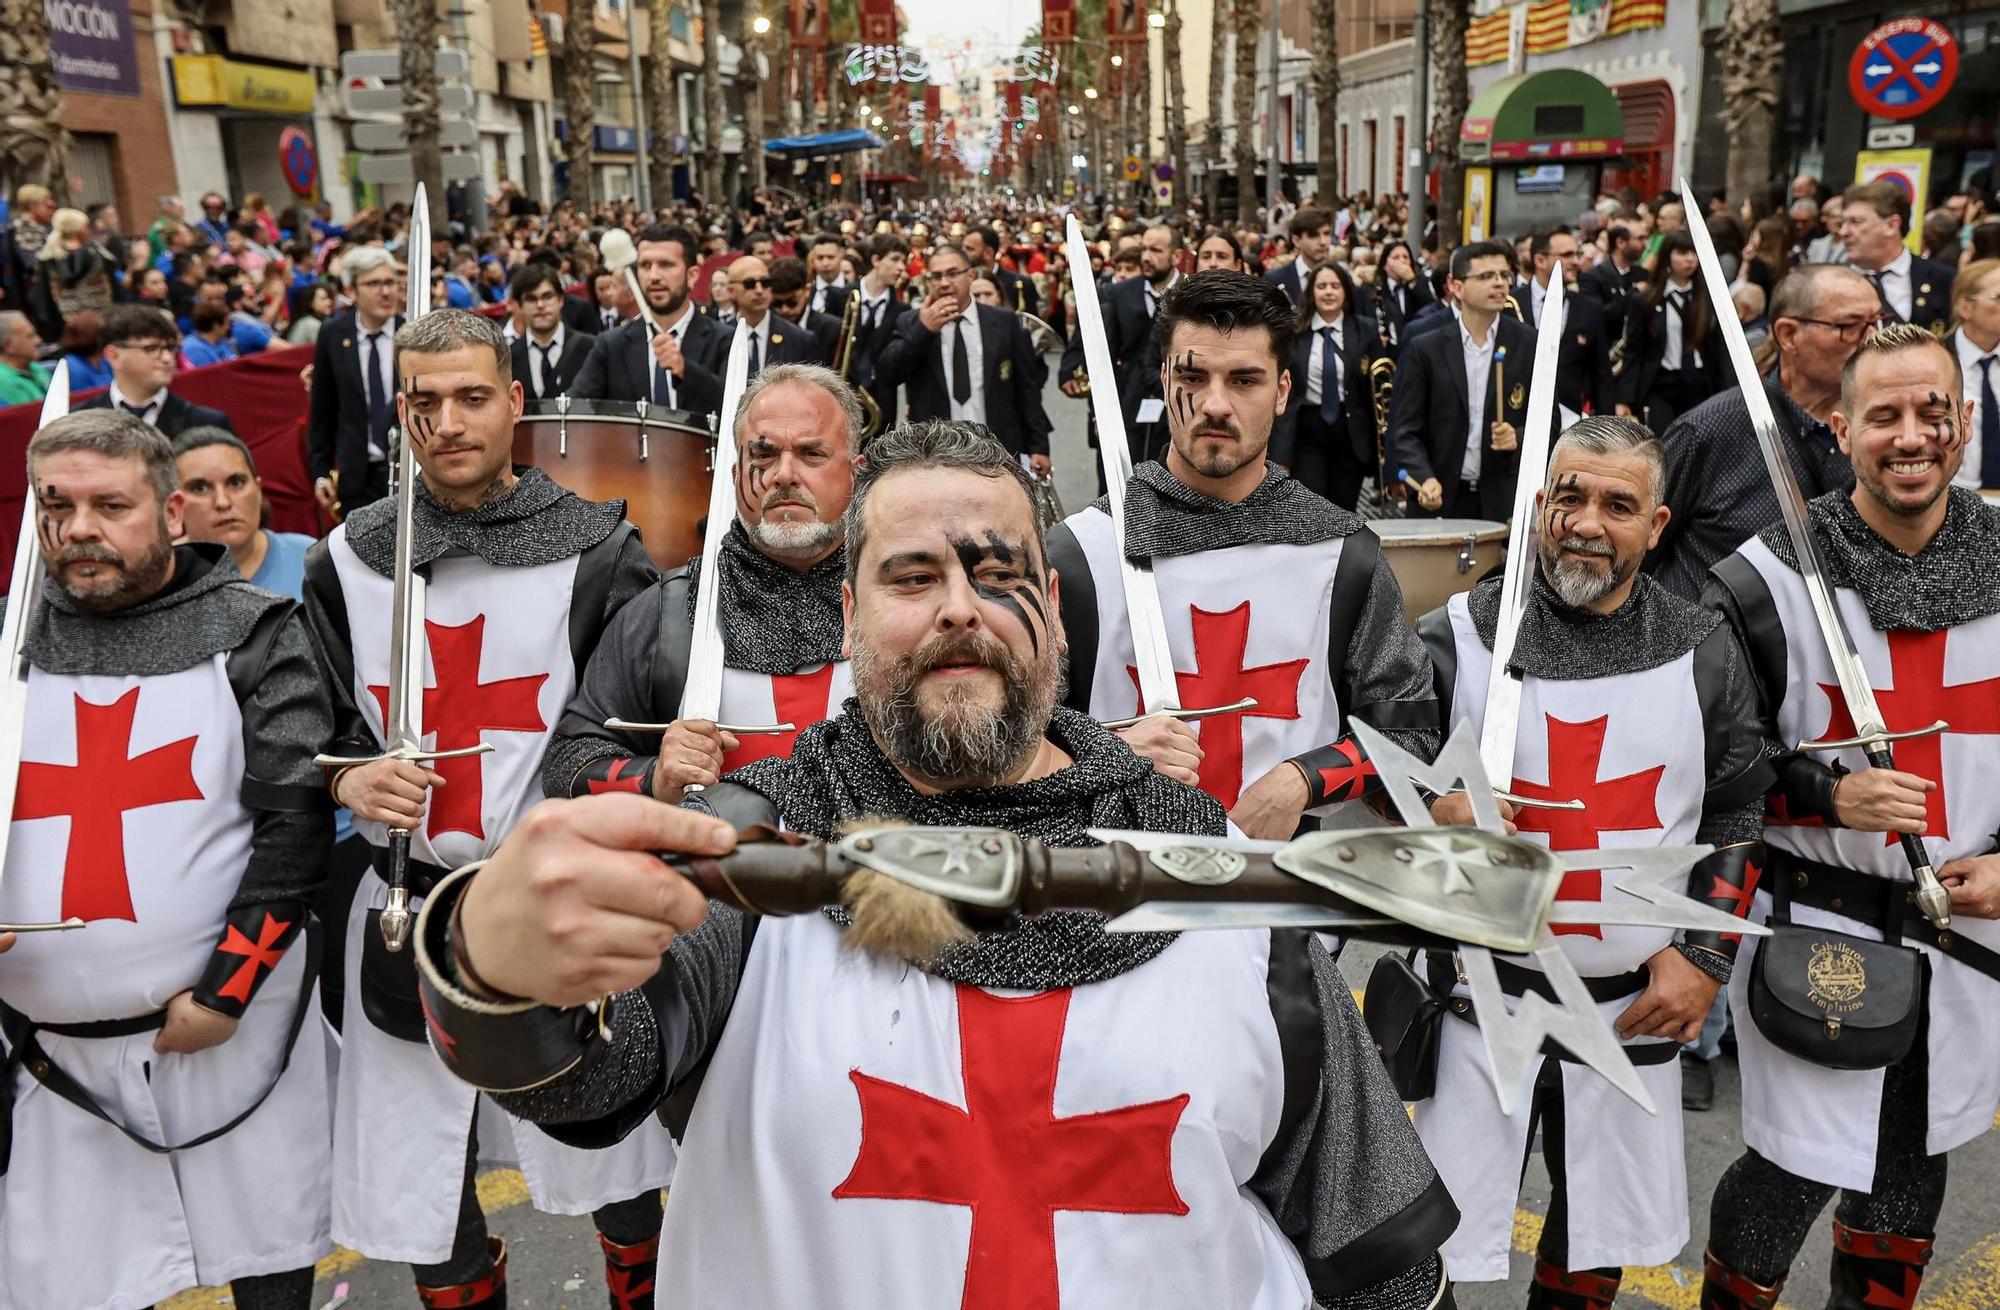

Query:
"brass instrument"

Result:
[[1369, 354, 1396, 507], [1017, 310, 1063, 355], [833, 287, 886, 441]]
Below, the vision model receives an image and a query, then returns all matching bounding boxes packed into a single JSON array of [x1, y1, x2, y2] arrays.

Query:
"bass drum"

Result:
[[1372, 518, 1508, 622], [513, 399, 716, 571]]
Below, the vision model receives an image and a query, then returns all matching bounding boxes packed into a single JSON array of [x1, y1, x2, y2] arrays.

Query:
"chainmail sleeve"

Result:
[[542, 581, 670, 797], [1338, 556, 1442, 761], [234, 609, 336, 907]]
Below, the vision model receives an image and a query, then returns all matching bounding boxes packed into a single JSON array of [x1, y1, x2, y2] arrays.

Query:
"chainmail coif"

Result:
[[1106, 460, 1362, 561], [1759, 486, 2000, 632], [680, 520, 847, 676], [1465, 568, 1720, 680], [342, 466, 626, 575], [726, 700, 1227, 989]]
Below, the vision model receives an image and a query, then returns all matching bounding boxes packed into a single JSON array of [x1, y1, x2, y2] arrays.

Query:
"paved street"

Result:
[[167, 390, 2000, 1309]]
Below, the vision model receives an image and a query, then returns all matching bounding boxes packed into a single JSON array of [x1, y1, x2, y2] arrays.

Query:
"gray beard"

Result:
[[748, 516, 841, 559], [1543, 543, 1623, 609]]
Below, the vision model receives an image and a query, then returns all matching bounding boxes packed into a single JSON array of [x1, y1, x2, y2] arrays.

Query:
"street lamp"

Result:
[[1084, 87, 1098, 99], [1147, 9, 1164, 25], [752, 14, 771, 34], [872, 115, 884, 127], [1068, 104, 1081, 115], [1110, 53, 1122, 67]]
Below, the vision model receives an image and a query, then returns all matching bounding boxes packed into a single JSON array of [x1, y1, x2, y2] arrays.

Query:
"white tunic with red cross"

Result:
[[1729, 539, 2000, 1192], [718, 663, 852, 773], [0, 662, 333, 1310], [1412, 591, 1707, 1280], [658, 914, 1321, 1309], [325, 531, 679, 1264], [1066, 508, 1348, 811]]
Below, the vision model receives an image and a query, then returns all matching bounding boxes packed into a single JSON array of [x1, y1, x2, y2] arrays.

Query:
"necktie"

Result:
[[536, 342, 556, 398], [950, 319, 972, 405], [604, 310, 618, 330], [867, 300, 881, 330], [747, 329, 762, 377], [364, 331, 390, 446], [1868, 271, 1901, 323], [119, 400, 149, 418], [1319, 326, 1341, 425], [1145, 287, 1158, 319], [1668, 291, 1698, 382], [1980, 356, 2000, 491], [653, 329, 677, 406]]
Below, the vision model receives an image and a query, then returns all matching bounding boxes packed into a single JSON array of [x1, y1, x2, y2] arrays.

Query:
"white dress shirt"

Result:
[[1304, 314, 1343, 409], [108, 382, 164, 427], [1955, 328, 1999, 488], [1661, 280, 1700, 374], [858, 286, 892, 331], [652, 302, 695, 408], [810, 275, 848, 315], [1457, 309, 1497, 483], [525, 323, 567, 397], [940, 306, 987, 425], [355, 318, 396, 459], [1865, 247, 1915, 322]]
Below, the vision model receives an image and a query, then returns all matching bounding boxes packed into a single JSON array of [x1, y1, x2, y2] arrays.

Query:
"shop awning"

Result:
[[763, 129, 888, 157], [1460, 70, 1624, 164]]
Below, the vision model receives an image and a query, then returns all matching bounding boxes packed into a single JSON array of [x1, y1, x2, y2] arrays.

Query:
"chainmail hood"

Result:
[[726, 700, 1226, 988], [343, 466, 625, 576], [681, 520, 847, 676], [1102, 461, 1362, 561], [1758, 486, 2000, 632], [20, 543, 288, 677], [1465, 568, 1720, 680]]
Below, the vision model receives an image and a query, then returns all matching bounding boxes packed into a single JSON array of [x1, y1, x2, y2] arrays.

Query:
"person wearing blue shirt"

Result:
[[181, 301, 239, 367]]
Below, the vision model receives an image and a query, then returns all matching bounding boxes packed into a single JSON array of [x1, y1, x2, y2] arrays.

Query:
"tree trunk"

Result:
[[1231, 0, 1262, 222], [700, 0, 726, 202], [646, 0, 681, 207], [1204, 0, 1225, 214], [1310, 0, 1338, 204], [562, 0, 598, 208], [741, 27, 766, 192], [0, 0, 71, 190], [1720, 0, 1781, 210], [1163, 0, 1188, 204], [1429, 0, 1469, 251]]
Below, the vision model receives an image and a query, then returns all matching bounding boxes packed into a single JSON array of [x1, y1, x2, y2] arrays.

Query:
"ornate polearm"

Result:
[[313, 185, 490, 952], [1683, 176, 1951, 929], [1061, 214, 1253, 727], [0, 368, 86, 935]]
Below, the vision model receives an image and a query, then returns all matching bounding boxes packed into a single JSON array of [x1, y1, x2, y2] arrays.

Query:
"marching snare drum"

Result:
[[1372, 518, 1508, 622], [514, 398, 716, 571]]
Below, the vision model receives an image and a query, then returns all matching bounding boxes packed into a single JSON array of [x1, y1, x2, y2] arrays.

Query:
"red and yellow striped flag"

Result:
[[1466, 8, 1511, 66], [528, 10, 547, 59], [1606, 0, 1666, 36], [1525, 0, 1569, 53]]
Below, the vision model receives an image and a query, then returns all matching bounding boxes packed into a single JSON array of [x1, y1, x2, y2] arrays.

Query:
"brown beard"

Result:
[[850, 627, 1060, 788], [53, 526, 175, 614]]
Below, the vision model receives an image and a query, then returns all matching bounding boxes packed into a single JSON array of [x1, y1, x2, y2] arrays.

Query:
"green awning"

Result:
[[1460, 70, 1624, 164]]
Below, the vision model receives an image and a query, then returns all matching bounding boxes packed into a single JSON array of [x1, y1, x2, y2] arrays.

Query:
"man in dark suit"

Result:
[[586, 267, 631, 333], [709, 254, 819, 379], [876, 244, 1052, 469], [1058, 223, 1181, 464], [1388, 240, 1537, 520], [507, 264, 594, 402], [1263, 206, 1334, 306], [848, 233, 911, 425], [79, 304, 235, 436], [962, 225, 1038, 317], [566, 224, 736, 419], [1506, 227, 1616, 417], [308, 246, 403, 516], [1272, 300, 1383, 510], [768, 256, 840, 365], [1842, 180, 1956, 334], [1579, 223, 1647, 345], [806, 233, 853, 319]]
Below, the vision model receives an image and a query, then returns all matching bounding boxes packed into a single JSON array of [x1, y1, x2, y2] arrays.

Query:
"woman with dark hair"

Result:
[[1970, 220, 2000, 264], [1273, 261, 1384, 509], [1705, 213, 1747, 283], [59, 310, 114, 392], [1373, 238, 1433, 352], [1616, 229, 1726, 431], [1742, 213, 1793, 296]]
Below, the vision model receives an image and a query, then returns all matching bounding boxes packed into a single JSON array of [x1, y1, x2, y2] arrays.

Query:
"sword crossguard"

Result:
[[1102, 698, 1260, 732], [1495, 790, 1587, 813], [312, 743, 496, 770], [603, 719, 798, 736], [1795, 721, 1949, 754], [0, 917, 86, 934]]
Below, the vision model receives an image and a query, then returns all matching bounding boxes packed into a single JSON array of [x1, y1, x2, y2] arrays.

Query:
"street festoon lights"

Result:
[[1084, 87, 1099, 99], [1110, 54, 1123, 67], [752, 14, 771, 34], [1147, 10, 1165, 25]]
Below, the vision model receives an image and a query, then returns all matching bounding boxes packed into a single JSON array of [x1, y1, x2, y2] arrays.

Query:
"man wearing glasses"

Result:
[[1840, 181, 1955, 333], [77, 303, 234, 436], [506, 264, 593, 400], [1643, 264, 1880, 599], [307, 246, 405, 517]]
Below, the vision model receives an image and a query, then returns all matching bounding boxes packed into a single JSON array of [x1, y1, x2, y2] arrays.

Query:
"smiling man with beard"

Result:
[[413, 420, 1462, 1310], [1412, 416, 1770, 1309]]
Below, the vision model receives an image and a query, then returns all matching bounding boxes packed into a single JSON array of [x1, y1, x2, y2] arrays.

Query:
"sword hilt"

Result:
[[602, 719, 797, 736], [1795, 721, 1948, 754], [1853, 742, 1954, 929], [0, 918, 86, 934], [1494, 790, 1587, 813], [381, 829, 414, 952], [1102, 698, 1259, 732], [312, 742, 496, 770]]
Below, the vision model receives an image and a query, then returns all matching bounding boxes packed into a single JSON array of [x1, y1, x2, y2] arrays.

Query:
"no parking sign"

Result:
[[1849, 18, 1958, 121]]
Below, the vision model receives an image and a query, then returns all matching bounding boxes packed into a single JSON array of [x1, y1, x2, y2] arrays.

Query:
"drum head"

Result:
[[1372, 518, 1508, 545]]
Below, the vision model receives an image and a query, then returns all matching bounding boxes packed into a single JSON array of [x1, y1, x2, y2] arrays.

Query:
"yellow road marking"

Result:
[[157, 1169, 529, 1309], [1920, 1233, 2000, 1310]]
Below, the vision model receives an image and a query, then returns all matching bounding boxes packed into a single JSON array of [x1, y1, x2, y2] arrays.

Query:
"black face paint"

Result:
[[742, 437, 774, 500], [1547, 472, 1582, 540], [1928, 391, 1961, 453], [948, 530, 1049, 655], [402, 380, 436, 452], [1170, 349, 1200, 428]]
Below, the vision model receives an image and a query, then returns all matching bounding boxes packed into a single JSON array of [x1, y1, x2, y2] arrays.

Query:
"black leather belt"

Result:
[[1768, 847, 2000, 985], [1423, 951, 1680, 1067], [35, 1011, 167, 1040], [369, 845, 454, 900]]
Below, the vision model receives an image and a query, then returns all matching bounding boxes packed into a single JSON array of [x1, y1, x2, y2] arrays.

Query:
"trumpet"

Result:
[[834, 290, 886, 442], [1369, 354, 1396, 501]]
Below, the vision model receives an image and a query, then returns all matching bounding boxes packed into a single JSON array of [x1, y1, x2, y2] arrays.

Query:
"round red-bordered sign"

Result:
[[278, 125, 318, 198], [1849, 18, 1958, 121]]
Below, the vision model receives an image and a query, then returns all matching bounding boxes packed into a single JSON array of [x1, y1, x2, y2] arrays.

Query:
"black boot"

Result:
[[1524, 1258, 1620, 1309], [417, 1236, 507, 1309], [1699, 1250, 1784, 1310], [1682, 1053, 1716, 1111], [1827, 1220, 1931, 1310], [600, 1231, 659, 1310]]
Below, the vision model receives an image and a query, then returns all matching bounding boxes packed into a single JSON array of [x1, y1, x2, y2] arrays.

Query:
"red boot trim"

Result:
[[1701, 1251, 1784, 1310], [1831, 1221, 1935, 1266], [417, 1236, 508, 1309], [1532, 1258, 1621, 1306], [597, 1230, 662, 1266]]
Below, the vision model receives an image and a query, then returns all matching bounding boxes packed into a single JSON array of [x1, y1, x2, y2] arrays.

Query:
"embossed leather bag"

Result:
[[1362, 951, 1447, 1101], [1747, 902, 1923, 1071]]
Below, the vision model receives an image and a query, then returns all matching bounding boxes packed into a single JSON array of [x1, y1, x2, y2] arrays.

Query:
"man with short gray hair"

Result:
[[0, 408, 337, 1310], [308, 244, 405, 517], [1416, 415, 1771, 1307]]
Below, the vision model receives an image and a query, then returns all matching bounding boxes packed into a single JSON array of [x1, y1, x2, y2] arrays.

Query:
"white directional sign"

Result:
[[353, 119, 478, 151], [347, 84, 475, 115], [341, 48, 470, 80], [357, 154, 483, 184]]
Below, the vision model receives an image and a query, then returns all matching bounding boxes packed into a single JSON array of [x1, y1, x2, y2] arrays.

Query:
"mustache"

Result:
[[760, 484, 816, 511], [909, 630, 1010, 675], [1557, 535, 1614, 559], [53, 543, 122, 567]]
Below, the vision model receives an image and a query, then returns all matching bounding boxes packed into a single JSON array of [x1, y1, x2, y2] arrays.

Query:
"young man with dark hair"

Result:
[[1058, 223, 1183, 464], [1266, 206, 1334, 305], [849, 232, 911, 422], [768, 255, 841, 365], [506, 262, 594, 399], [79, 303, 236, 435], [807, 232, 850, 317], [1049, 268, 1438, 839], [961, 223, 1037, 315], [570, 224, 735, 418]]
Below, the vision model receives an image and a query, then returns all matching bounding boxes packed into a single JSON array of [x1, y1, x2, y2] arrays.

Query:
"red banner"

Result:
[[789, 0, 828, 47], [1004, 80, 1023, 120], [1108, 0, 1146, 42], [1043, 0, 1074, 43], [858, 0, 896, 47]]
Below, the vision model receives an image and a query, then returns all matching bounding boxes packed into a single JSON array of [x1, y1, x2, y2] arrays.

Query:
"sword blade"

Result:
[[383, 187, 433, 752], [681, 317, 753, 722], [1105, 901, 1399, 933], [1063, 215, 1181, 715], [1479, 273, 1566, 788]]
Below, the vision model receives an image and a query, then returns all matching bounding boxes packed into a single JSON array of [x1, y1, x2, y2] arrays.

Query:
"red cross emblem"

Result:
[[721, 663, 840, 772], [587, 759, 648, 794], [368, 615, 549, 839], [833, 985, 1190, 1310], [14, 689, 205, 923], [215, 911, 294, 1003], [1127, 601, 1308, 809], [1512, 713, 1666, 940], [1813, 629, 2000, 843], [605, 1264, 654, 1310]]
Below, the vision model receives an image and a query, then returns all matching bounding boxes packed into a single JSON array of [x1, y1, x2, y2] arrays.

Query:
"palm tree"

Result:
[[646, 0, 682, 208], [1231, 0, 1263, 221], [390, 0, 446, 226], [1204, 0, 1225, 212], [562, 0, 598, 207], [1428, 0, 1469, 250], [1310, 0, 1337, 203], [0, 0, 69, 190], [739, 8, 767, 193], [699, 0, 725, 202], [1161, 0, 1188, 202], [1720, 0, 1781, 209]]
